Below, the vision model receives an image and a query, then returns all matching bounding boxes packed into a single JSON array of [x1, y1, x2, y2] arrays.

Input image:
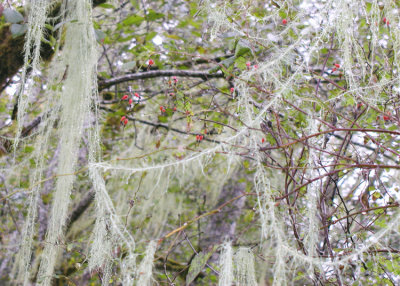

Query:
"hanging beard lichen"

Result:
[[36, 0, 99, 284], [218, 241, 233, 286], [135, 240, 157, 286]]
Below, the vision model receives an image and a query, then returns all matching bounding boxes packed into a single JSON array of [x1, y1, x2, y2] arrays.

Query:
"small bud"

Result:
[[282, 19, 288, 25], [121, 95, 129, 101]]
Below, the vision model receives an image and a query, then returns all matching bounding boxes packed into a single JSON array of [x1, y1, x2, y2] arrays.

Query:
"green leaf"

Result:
[[234, 39, 251, 58], [99, 3, 115, 9], [186, 246, 217, 285], [4, 8, 24, 24], [235, 56, 247, 70], [145, 31, 157, 42], [220, 56, 236, 68], [122, 15, 145, 26], [10, 23, 27, 37], [147, 9, 164, 21]]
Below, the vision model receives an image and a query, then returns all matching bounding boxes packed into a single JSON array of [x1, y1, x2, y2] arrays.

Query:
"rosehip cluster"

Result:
[[196, 134, 204, 142], [332, 63, 340, 73], [119, 89, 142, 127], [383, 17, 389, 26], [120, 115, 128, 126]]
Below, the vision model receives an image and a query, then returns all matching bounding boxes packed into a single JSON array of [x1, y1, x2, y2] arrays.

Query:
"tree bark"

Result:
[[0, 0, 107, 91]]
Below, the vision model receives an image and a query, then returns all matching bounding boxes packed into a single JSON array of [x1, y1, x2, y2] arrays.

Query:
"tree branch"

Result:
[[98, 70, 224, 90]]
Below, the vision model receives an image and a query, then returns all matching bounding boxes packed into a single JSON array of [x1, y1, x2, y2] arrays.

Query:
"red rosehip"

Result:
[[121, 95, 129, 101], [332, 68, 337, 72], [128, 98, 133, 105], [199, 135, 203, 141], [123, 118, 128, 125], [246, 62, 251, 68], [383, 17, 387, 24], [148, 59, 154, 66], [282, 19, 288, 25], [230, 87, 234, 93], [262, 138, 265, 143], [134, 92, 139, 98], [173, 107, 177, 111], [383, 115, 390, 121], [334, 63, 340, 68], [120, 116, 126, 122]]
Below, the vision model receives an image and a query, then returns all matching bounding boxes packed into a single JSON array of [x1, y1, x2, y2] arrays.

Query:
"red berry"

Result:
[[120, 116, 126, 122], [196, 135, 199, 141], [148, 59, 154, 66], [173, 76, 178, 83], [128, 98, 133, 105], [121, 95, 128, 101], [254, 64, 258, 69], [282, 19, 288, 25], [386, 20, 390, 26], [334, 63, 340, 68], [383, 115, 390, 121], [246, 62, 251, 68], [173, 107, 177, 111], [383, 17, 387, 24], [230, 87, 234, 93], [262, 138, 265, 143], [357, 102, 363, 109], [199, 135, 203, 141], [123, 118, 128, 125], [134, 92, 139, 98]]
